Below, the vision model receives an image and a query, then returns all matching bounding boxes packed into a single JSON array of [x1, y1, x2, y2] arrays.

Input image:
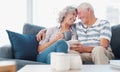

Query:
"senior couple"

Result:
[[36, 2, 114, 64]]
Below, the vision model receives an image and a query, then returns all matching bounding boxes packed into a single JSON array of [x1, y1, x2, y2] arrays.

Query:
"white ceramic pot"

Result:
[[70, 54, 82, 69], [50, 52, 70, 71]]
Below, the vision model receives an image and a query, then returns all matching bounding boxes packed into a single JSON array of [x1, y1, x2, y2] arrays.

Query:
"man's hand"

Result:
[[70, 43, 93, 53], [36, 29, 46, 41], [70, 43, 85, 52]]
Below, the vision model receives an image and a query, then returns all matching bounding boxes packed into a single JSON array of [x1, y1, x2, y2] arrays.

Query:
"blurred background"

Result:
[[0, 0, 120, 46]]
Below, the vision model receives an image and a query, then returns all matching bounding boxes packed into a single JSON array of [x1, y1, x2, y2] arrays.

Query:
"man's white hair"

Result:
[[77, 2, 94, 12]]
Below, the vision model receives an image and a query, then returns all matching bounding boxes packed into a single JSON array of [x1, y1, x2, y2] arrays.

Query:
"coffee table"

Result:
[[18, 65, 120, 72]]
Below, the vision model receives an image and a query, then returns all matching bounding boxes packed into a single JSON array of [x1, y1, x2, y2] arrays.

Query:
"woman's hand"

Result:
[[38, 44, 47, 53], [54, 32, 64, 41]]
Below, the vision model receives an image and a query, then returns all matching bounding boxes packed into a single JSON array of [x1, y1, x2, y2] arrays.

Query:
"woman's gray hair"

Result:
[[58, 6, 77, 23], [77, 2, 94, 12]]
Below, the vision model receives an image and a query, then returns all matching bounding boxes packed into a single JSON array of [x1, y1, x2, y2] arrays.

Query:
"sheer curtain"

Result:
[[0, 0, 27, 46]]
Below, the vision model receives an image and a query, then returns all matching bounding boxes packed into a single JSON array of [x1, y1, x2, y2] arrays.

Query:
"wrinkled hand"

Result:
[[70, 43, 85, 53], [36, 29, 46, 41]]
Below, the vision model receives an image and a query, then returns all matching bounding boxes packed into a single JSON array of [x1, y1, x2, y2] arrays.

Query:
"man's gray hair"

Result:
[[77, 2, 94, 12], [58, 6, 77, 23]]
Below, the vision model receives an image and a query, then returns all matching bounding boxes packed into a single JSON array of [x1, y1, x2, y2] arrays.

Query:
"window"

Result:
[[33, 0, 120, 27], [0, 0, 26, 46]]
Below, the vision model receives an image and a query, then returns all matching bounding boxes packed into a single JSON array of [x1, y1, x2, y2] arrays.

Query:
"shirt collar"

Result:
[[79, 18, 99, 28]]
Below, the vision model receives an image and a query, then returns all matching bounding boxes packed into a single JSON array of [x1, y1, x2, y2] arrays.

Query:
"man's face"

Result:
[[77, 8, 89, 24]]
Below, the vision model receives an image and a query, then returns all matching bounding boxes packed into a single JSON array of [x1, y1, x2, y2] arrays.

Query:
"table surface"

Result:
[[18, 65, 120, 72]]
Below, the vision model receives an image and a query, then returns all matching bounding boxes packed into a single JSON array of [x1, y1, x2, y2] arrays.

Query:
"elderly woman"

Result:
[[37, 6, 77, 64]]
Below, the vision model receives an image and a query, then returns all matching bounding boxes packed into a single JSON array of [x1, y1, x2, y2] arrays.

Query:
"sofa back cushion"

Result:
[[110, 24, 120, 59], [23, 23, 45, 35]]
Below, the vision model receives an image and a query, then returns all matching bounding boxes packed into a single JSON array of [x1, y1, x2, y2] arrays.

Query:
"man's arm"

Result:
[[70, 38, 109, 53], [100, 38, 109, 49], [83, 38, 109, 52], [36, 29, 47, 41], [70, 43, 94, 53]]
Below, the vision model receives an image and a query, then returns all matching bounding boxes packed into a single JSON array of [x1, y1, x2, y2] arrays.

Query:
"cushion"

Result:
[[23, 23, 45, 35], [6, 30, 39, 61], [110, 24, 120, 59]]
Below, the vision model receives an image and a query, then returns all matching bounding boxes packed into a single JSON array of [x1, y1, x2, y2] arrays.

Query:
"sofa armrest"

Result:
[[0, 45, 13, 58]]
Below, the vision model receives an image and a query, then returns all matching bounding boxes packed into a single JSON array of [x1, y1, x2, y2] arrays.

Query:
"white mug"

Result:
[[67, 40, 79, 51], [50, 52, 57, 70], [50, 52, 66, 70], [50, 52, 70, 71], [70, 54, 82, 69]]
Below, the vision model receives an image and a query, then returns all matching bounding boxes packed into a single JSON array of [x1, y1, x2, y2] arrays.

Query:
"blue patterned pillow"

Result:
[[6, 30, 39, 61]]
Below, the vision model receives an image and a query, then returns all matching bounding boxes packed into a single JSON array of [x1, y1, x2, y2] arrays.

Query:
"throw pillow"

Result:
[[6, 30, 39, 61]]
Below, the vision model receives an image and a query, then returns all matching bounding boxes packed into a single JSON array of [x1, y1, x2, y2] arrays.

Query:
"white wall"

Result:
[[0, 0, 27, 46]]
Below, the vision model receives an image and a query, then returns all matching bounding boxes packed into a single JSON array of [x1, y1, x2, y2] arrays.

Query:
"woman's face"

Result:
[[64, 10, 77, 25]]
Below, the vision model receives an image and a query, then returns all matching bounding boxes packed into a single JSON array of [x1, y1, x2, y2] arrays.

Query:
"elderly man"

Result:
[[36, 2, 114, 64], [69, 2, 114, 64]]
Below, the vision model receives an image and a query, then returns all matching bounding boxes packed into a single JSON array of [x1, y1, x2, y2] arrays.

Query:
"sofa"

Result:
[[0, 23, 120, 71]]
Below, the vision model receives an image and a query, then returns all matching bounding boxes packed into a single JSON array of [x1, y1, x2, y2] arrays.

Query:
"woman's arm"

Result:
[[38, 33, 63, 52], [38, 28, 63, 53]]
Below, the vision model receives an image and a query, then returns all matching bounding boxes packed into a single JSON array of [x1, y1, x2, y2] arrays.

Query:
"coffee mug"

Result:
[[50, 52, 70, 71], [50, 52, 65, 70], [63, 31, 72, 41], [70, 54, 82, 69], [69, 40, 79, 45]]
